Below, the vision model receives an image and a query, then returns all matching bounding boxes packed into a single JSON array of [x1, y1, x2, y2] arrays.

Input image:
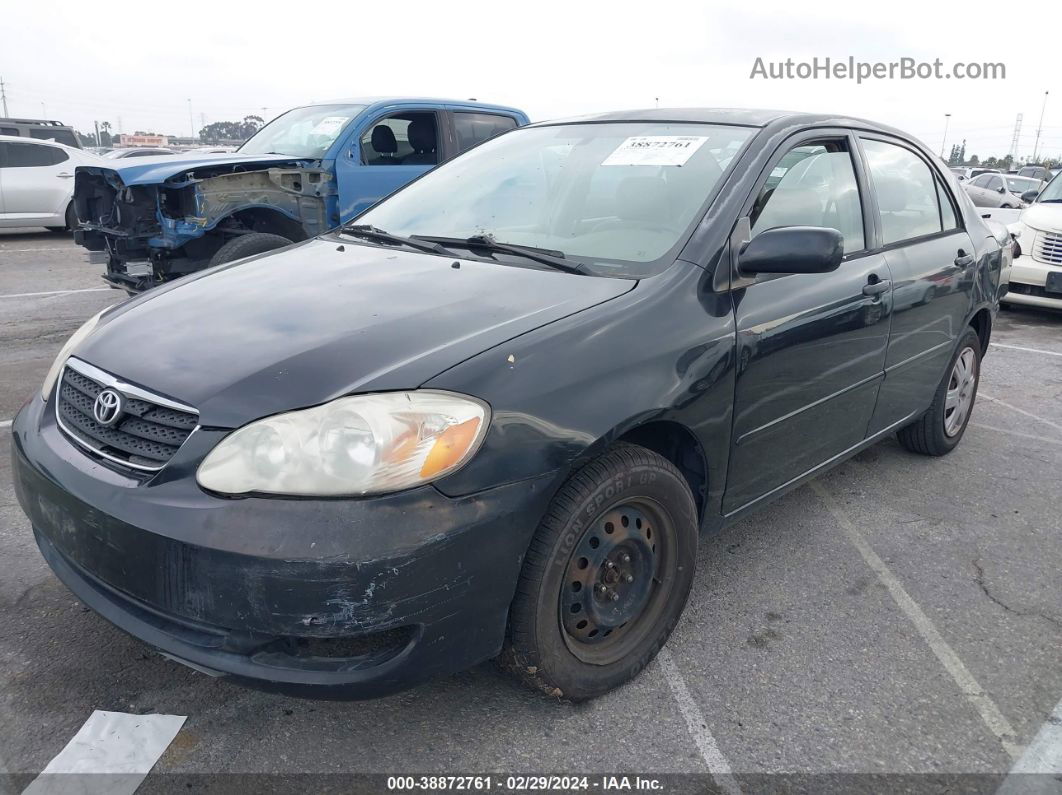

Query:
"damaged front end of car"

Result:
[[74, 157, 338, 292]]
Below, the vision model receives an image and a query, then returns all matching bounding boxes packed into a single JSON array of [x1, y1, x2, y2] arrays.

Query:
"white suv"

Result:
[[0, 135, 101, 231], [1005, 173, 1062, 309]]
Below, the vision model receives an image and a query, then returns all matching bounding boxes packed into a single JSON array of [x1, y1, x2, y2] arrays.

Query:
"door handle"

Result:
[[955, 250, 975, 268], [862, 279, 891, 297], [56, 172, 74, 179]]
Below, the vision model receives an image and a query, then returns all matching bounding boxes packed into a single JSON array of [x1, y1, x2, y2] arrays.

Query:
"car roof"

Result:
[[528, 108, 918, 137], [306, 96, 526, 115]]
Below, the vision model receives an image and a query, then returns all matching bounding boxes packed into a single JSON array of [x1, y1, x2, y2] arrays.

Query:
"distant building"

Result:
[[119, 133, 169, 147]]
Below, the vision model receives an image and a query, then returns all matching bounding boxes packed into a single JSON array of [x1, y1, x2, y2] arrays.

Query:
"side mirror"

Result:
[[739, 226, 844, 275], [997, 186, 1007, 194], [1021, 190, 1040, 204]]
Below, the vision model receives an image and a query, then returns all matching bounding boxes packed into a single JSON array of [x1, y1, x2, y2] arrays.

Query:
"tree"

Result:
[[947, 144, 961, 166], [969, 155, 979, 166], [99, 120, 113, 147], [197, 115, 265, 144]]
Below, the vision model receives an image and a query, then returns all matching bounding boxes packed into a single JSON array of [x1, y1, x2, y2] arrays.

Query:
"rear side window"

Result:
[[29, 128, 78, 147], [0, 127, 17, 136], [937, 182, 958, 230], [750, 141, 865, 254], [862, 139, 942, 245], [2, 142, 68, 168], [453, 112, 518, 152]]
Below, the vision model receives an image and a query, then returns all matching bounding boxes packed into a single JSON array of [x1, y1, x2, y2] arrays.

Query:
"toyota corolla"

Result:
[[11, 109, 1002, 700]]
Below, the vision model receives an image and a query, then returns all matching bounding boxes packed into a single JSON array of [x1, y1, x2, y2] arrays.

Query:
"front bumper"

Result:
[[12, 397, 555, 698], [1002, 256, 1062, 309]]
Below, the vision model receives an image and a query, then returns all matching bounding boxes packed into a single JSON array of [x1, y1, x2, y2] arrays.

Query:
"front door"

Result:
[[334, 110, 444, 221], [724, 133, 893, 513]]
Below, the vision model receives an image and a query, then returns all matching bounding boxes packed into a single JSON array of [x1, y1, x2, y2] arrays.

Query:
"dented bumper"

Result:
[[11, 397, 552, 698]]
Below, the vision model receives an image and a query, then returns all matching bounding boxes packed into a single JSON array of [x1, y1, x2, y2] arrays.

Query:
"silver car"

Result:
[[963, 173, 1043, 208]]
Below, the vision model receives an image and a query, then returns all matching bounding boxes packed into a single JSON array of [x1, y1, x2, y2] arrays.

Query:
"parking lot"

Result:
[[1, 228, 1060, 792]]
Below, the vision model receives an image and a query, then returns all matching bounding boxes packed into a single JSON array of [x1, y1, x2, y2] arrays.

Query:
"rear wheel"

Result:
[[897, 328, 981, 456], [504, 443, 698, 700], [209, 232, 293, 267]]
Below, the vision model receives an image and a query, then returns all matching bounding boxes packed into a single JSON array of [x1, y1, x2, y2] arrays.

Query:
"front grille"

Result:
[[56, 362, 198, 471], [1032, 231, 1062, 265]]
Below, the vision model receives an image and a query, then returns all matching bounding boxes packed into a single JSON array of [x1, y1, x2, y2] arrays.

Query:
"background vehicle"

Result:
[[1003, 172, 1062, 309], [73, 97, 530, 292], [14, 109, 1001, 701], [0, 117, 82, 149], [0, 135, 101, 231], [1018, 165, 1051, 181], [101, 147, 176, 159], [963, 172, 1043, 208]]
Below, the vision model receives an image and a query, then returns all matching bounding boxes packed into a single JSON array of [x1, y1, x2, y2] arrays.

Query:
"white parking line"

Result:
[[979, 393, 1062, 436], [22, 710, 185, 795], [0, 247, 78, 253], [811, 481, 1022, 760], [990, 342, 1062, 359], [657, 648, 742, 794], [996, 697, 1062, 794], [0, 287, 112, 299], [971, 423, 1062, 447]]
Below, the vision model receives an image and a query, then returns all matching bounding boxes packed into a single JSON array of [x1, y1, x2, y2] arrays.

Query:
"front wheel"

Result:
[[504, 443, 698, 700], [209, 232, 294, 267], [897, 328, 981, 456]]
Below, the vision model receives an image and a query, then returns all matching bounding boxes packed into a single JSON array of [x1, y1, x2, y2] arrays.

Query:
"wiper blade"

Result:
[[413, 234, 586, 274], [341, 225, 457, 256]]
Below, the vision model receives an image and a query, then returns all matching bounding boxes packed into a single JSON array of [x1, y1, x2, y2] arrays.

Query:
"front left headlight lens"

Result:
[[196, 391, 490, 496], [41, 307, 109, 401]]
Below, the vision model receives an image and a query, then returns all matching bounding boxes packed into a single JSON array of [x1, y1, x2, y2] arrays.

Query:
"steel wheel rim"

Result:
[[944, 346, 977, 437], [559, 498, 678, 666]]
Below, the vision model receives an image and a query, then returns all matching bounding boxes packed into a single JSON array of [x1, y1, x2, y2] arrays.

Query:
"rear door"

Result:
[[0, 141, 72, 223], [724, 130, 893, 513], [859, 135, 976, 433]]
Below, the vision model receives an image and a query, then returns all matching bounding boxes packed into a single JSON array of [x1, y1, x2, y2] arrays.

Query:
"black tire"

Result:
[[897, 328, 981, 456], [504, 443, 698, 701], [47, 203, 78, 234], [209, 232, 293, 267]]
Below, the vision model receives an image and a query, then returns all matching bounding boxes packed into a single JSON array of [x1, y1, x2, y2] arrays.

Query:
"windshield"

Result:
[[1038, 173, 1062, 202], [356, 122, 756, 277], [1006, 176, 1039, 193], [238, 104, 365, 158]]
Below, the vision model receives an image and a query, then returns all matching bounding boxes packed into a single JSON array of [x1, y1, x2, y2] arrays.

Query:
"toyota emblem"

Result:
[[93, 388, 124, 427]]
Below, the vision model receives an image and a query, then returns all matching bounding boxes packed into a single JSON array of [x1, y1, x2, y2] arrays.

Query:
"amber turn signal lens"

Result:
[[420, 418, 482, 478]]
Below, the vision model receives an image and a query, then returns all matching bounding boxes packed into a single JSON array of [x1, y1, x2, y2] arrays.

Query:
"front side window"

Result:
[[1037, 173, 1062, 203], [862, 139, 943, 245], [750, 141, 865, 254], [238, 104, 365, 158], [986, 175, 1004, 191], [360, 112, 439, 166], [2, 142, 68, 168], [357, 122, 756, 277], [453, 112, 518, 152]]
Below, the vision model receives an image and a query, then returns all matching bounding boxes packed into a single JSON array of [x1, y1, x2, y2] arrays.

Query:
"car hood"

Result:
[[1019, 203, 1062, 234], [77, 153, 316, 187], [76, 238, 635, 427]]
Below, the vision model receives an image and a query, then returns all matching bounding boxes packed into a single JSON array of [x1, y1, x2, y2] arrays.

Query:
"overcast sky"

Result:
[[3, 0, 1059, 160]]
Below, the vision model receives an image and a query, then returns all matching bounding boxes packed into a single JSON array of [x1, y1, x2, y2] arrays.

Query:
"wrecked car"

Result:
[[14, 109, 1000, 700], [73, 97, 529, 292]]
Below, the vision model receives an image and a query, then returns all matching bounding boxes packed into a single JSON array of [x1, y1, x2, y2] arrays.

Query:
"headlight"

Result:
[[41, 308, 109, 401], [196, 391, 489, 496]]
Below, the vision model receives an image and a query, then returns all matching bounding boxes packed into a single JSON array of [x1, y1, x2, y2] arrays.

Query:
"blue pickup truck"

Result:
[[74, 97, 529, 291]]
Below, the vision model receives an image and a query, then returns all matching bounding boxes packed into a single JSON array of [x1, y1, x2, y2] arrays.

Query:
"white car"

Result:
[[0, 135, 102, 231], [1004, 174, 1062, 309]]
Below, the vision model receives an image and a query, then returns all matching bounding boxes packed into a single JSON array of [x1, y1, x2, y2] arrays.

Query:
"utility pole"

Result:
[[40, 101, 47, 118], [940, 113, 951, 158], [0, 76, 9, 117], [93, 120, 100, 148], [1009, 113, 1023, 160], [1032, 91, 1049, 162], [187, 98, 194, 140]]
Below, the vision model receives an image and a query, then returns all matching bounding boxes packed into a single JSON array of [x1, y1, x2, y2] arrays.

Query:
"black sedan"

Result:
[[11, 109, 1002, 700]]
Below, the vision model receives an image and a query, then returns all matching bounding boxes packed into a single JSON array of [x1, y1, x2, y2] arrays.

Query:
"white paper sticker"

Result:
[[602, 136, 709, 167], [311, 116, 348, 135]]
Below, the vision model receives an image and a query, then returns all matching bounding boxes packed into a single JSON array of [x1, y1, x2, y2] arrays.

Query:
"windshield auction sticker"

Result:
[[602, 136, 709, 167]]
